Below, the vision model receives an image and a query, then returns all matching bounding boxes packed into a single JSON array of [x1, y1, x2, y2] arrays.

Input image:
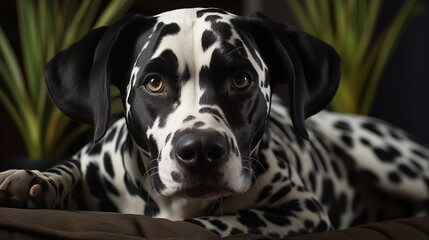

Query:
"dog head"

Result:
[[45, 8, 340, 199]]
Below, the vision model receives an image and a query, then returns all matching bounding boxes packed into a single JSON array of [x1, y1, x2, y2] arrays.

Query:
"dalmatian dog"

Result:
[[1, 8, 428, 238]]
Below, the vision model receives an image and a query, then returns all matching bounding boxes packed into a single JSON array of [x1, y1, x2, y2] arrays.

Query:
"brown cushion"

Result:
[[0, 207, 428, 240]]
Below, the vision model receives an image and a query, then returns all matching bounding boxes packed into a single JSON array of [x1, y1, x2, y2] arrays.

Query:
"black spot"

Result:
[[184, 219, 205, 228], [268, 185, 291, 204], [271, 172, 282, 183], [124, 173, 139, 196], [254, 154, 269, 178], [305, 220, 315, 229], [334, 121, 352, 132], [199, 107, 225, 123], [373, 145, 401, 163], [181, 65, 190, 81], [171, 171, 181, 183], [103, 153, 114, 178], [410, 159, 423, 172], [360, 138, 371, 146], [165, 133, 172, 144], [310, 142, 328, 172], [230, 228, 243, 235], [263, 212, 291, 226], [183, 116, 195, 124], [340, 135, 354, 148], [329, 193, 347, 229], [315, 220, 330, 232], [388, 172, 402, 183], [331, 160, 343, 179], [86, 141, 103, 156], [359, 169, 380, 183], [321, 179, 335, 205], [104, 128, 117, 143], [211, 21, 232, 40], [389, 129, 403, 140], [136, 153, 146, 177], [196, 8, 228, 18], [398, 164, 418, 178], [86, 163, 118, 212], [362, 122, 383, 136], [256, 186, 272, 203], [202, 30, 217, 51], [237, 210, 267, 229], [305, 198, 321, 213], [205, 15, 222, 22], [412, 149, 428, 159], [115, 125, 126, 152], [103, 177, 120, 196], [193, 121, 205, 128], [209, 219, 228, 231], [273, 149, 287, 169], [308, 172, 316, 191], [159, 22, 180, 37], [141, 191, 160, 217]]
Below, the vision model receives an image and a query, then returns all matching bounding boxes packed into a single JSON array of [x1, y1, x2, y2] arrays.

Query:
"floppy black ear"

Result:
[[233, 12, 341, 139], [45, 15, 153, 142]]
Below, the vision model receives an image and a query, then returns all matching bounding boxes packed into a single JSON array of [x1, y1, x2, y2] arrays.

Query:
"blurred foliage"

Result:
[[0, 0, 134, 159], [285, 0, 422, 114]]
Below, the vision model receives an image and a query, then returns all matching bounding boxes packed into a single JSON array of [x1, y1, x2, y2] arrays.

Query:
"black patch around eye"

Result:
[[196, 8, 228, 18], [202, 30, 217, 51]]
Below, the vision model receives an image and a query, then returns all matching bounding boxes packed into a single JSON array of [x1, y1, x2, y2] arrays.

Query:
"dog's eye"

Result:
[[231, 72, 251, 90], [145, 76, 165, 93]]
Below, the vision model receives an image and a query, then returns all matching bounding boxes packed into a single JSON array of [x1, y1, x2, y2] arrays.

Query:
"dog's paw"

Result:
[[0, 169, 56, 209]]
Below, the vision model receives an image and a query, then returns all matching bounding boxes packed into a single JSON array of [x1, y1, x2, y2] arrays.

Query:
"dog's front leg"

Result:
[[185, 191, 332, 238], [0, 159, 81, 209]]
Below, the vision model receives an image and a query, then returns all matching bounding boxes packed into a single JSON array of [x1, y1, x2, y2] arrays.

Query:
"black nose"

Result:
[[175, 129, 228, 168]]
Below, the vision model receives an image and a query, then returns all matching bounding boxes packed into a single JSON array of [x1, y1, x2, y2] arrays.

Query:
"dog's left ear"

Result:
[[45, 15, 154, 142], [233, 12, 341, 139]]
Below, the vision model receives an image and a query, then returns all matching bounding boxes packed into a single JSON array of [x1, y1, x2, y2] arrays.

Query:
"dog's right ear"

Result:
[[45, 15, 154, 142]]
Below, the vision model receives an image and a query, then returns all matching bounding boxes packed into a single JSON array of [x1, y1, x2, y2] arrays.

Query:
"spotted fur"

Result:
[[1, 8, 428, 238]]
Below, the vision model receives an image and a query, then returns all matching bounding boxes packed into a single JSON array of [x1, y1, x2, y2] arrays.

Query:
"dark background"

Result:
[[0, 0, 428, 158]]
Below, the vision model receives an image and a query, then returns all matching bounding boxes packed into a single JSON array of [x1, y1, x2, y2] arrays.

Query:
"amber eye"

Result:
[[145, 76, 165, 93], [231, 72, 252, 90]]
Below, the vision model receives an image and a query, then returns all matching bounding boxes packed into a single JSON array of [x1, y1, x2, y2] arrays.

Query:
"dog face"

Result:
[[45, 8, 340, 199], [124, 9, 270, 198]]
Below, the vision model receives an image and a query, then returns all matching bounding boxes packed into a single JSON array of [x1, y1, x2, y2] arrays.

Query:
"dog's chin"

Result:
[[158, 185, 234, 199]]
